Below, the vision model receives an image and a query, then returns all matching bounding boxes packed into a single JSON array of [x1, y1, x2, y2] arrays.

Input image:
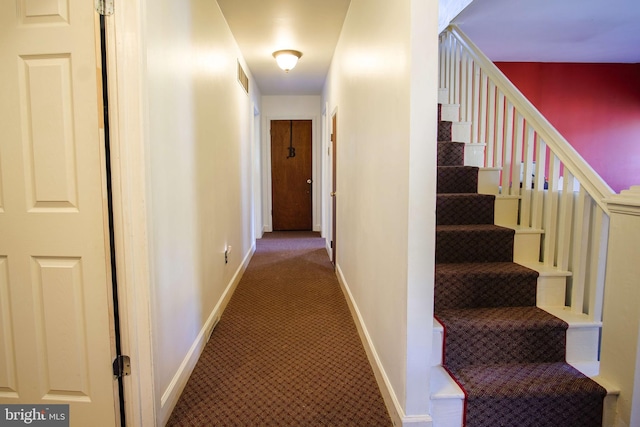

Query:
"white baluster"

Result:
[[570, 188, 590, 314]]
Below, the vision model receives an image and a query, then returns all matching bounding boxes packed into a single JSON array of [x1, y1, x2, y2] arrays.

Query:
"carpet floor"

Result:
[[166, 231, 392, 426]]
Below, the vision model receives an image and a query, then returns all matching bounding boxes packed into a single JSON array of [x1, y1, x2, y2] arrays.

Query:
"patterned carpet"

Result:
[[436, 107, 607, 427], [166, 231, 392, 426]]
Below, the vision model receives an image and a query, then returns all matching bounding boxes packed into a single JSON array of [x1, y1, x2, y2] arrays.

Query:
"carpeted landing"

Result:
[[166, 231, 392, 426], [436, 107, 607, 427]]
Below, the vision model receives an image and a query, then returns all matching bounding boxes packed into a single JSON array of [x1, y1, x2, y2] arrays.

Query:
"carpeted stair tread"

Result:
[[437, 193, 495, 225], [436, 306, 568, 370], [436, 224, 514, 263], [449, 362, 607, 427], [434, 102, 605, 426], [438, 120, 452, 142], [437, 166, 479, 194], [437, 141, 464, 166], [435, 262, 538, 310]]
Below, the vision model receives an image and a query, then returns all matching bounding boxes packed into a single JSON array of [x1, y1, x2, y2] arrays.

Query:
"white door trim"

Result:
[[262, 115, 320, 233], [104, 5, 157, 426]]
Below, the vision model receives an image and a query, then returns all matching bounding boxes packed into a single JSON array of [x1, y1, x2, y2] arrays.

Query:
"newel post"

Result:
[[601, 186, 640, 427]]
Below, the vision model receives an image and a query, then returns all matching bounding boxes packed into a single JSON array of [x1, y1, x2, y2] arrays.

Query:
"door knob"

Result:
[[307, 179, 312, 184], [330, 192, 336, 197]]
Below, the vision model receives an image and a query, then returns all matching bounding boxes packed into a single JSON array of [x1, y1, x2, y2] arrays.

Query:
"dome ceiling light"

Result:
[[272, 50, 303, 72]]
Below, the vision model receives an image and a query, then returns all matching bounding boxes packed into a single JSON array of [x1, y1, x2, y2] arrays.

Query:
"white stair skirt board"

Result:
[[432, 319, 444, 367], [440, 103, 460, 122], [438, 88, 449, 104], [494, 195, 520, 227], [430, 366, 464, 427], [451, 122, 471, 144], [517, 261, 571, 308], [511, 226, 544, 264], [541, 306, 602, 367], [477, 168, 501, 196], [463, 143, 486, 168]]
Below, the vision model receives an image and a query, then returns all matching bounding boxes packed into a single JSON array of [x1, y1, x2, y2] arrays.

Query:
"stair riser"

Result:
[[436, 194, 495, 226], [432, 324, 601, 367], [435, 277, 536, 311], [437, 167, 479, 194], [438, 142, 464, 167], [441, 324, 567, 369], [436, 228, 514, 263]]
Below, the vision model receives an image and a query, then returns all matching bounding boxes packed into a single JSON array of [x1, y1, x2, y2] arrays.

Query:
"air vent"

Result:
[[237, 60, 249, 94]]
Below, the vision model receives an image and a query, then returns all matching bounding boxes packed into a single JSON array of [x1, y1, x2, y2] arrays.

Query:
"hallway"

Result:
[[166, 232, 392, 426]]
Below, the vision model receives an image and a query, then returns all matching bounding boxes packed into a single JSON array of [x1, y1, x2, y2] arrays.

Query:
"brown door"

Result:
[[331, 114, 337, 266], [271, 120, 312, 230]]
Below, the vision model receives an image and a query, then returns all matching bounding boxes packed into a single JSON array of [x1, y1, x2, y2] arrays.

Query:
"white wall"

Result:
[[601, 189, 640, 427], [143, 1, 261, 423], [322, 0, 438, 424], [261, 96, 323, 233]]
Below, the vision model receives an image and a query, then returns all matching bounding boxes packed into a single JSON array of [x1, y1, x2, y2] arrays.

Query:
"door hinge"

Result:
[[330, 240, 333, 248], [113, 355, 131, 379], [96, 0, 114, 16]]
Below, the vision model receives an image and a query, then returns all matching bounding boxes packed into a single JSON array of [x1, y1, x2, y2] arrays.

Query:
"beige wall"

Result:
[[143, 1, 260, 423], [322, 0, 438, 423]]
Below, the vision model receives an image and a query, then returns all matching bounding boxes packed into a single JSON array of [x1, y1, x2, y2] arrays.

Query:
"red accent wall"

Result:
[[495, 62, 640, 193]]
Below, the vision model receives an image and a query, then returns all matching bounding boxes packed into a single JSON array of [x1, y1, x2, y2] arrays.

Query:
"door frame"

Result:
[[103, 7, 157, 427], [262, 115, 320, 233], [330, 111, 338, 266]]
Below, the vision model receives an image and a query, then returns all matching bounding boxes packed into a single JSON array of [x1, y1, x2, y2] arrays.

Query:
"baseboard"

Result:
[[157, 243, 256, 425], [335, 266, 433, 427]]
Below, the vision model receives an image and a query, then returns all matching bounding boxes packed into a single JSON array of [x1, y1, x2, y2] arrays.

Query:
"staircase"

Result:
[[430, 25, 623, 426], [431, 101, 613, 426]]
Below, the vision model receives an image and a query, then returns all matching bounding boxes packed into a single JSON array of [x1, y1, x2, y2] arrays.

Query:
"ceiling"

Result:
[[217, 0, 640, 96], [216, 0, 351, 96], [453, 0, 640, 63]]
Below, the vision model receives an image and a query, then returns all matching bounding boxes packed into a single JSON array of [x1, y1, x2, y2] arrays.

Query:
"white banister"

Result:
[[439, 25, 617, 322], [443, 25, 614, 211]]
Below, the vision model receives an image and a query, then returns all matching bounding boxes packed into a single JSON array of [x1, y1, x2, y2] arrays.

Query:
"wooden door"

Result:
[[271, 120, 312, 231], [331, 114, 337, 266], [0, 2, 119, 425]]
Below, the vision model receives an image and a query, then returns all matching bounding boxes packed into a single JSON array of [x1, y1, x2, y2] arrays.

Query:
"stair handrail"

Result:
[[446, 24, 615, 212]]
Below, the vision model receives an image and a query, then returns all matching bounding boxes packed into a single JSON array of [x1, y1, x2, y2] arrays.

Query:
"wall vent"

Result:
[[237, 60, 249, 94]]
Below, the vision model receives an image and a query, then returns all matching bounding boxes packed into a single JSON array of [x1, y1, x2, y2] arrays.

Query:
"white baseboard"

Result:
[[157, 243, 256, 425], [335, 265, 433, 427]]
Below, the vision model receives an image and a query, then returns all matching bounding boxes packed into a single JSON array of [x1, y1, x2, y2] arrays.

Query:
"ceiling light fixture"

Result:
[[272, 50, 303, 72]]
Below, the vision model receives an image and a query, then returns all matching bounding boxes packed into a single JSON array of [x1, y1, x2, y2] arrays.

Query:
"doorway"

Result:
[[270, 120, 313, 230], [331, 113, 337, 266], [0, 2, 122, 425]]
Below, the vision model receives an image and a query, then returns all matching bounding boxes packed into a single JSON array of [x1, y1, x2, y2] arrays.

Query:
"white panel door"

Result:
[[0, 1, 118, 425]]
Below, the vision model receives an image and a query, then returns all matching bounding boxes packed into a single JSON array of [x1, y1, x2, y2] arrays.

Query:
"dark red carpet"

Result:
[[167, 231, 392, 426]]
